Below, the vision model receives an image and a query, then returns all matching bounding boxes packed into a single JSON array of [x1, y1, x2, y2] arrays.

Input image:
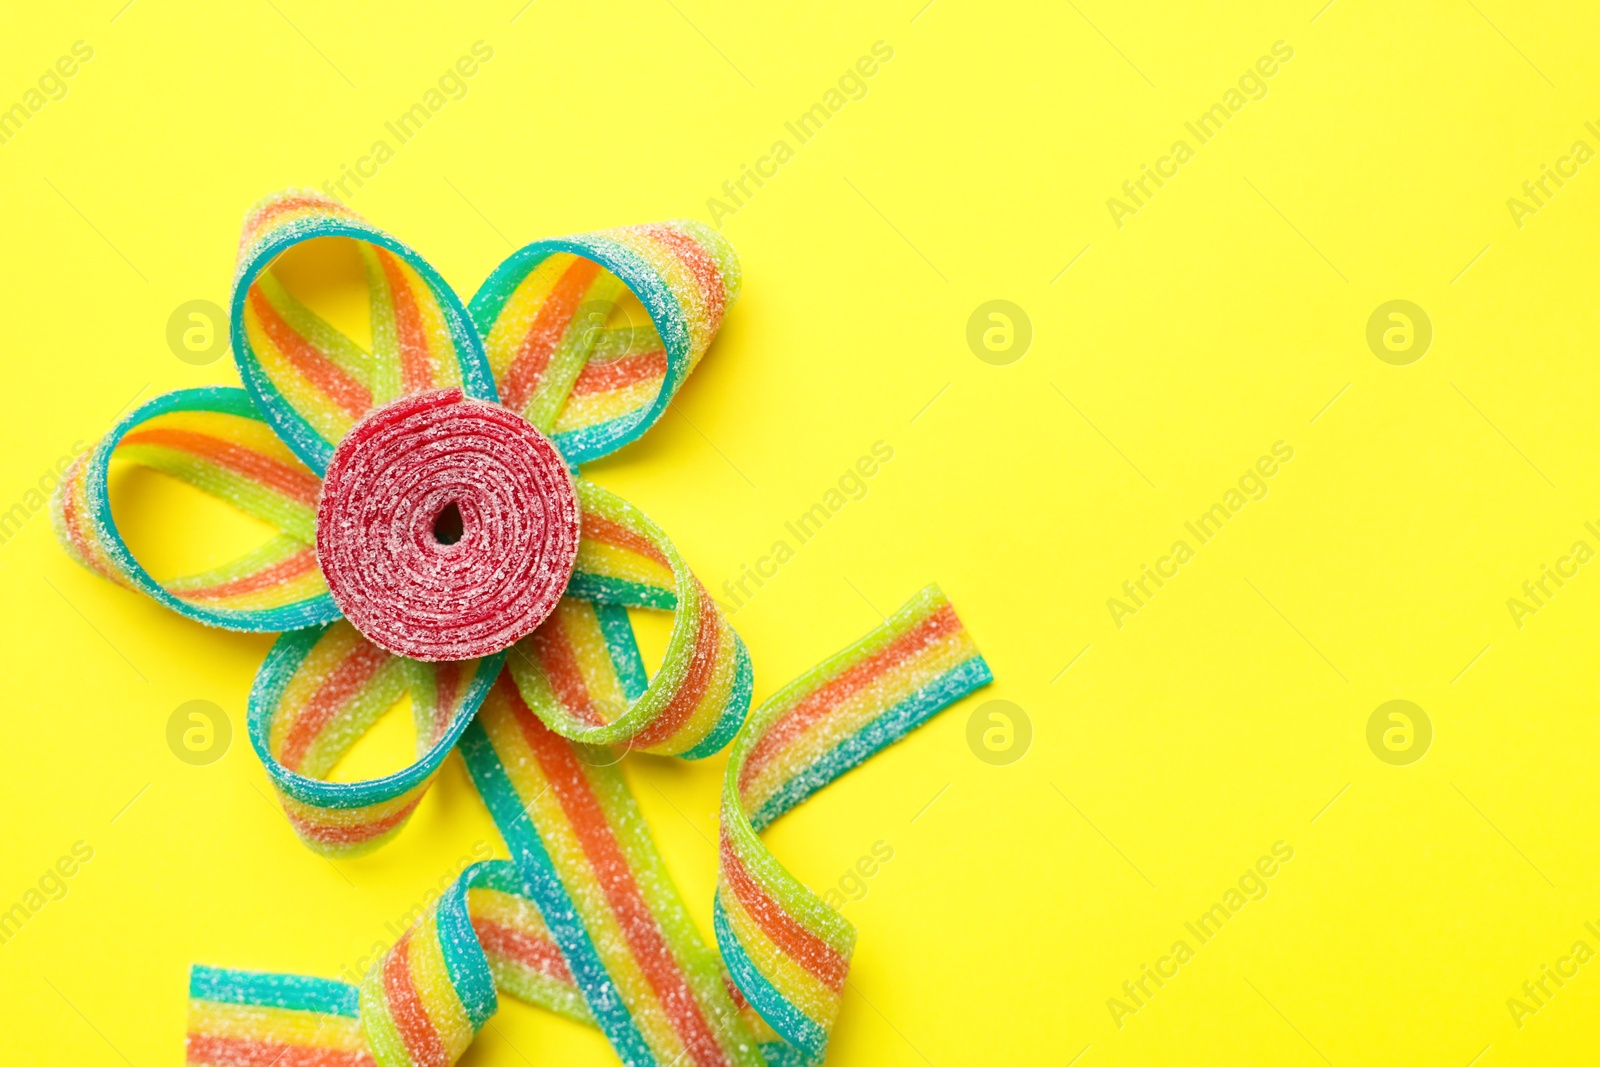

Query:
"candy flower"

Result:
[[56, 190, 751, 849], [55, 192, 993, 1067]]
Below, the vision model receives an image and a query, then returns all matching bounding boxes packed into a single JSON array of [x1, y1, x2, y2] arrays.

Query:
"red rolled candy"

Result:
[[316, 388, 580, 661]]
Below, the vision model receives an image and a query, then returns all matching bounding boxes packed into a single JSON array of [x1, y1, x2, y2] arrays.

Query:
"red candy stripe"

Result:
[[315, 388, 580, 661]]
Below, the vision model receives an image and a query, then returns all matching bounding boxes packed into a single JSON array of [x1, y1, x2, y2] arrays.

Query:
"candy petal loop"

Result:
[[52, 385, 340, 632], [506, 478, 752, 757], [471, 220, 740, 464], [232, 190, 498, 475], [248, 620, 505, 857]]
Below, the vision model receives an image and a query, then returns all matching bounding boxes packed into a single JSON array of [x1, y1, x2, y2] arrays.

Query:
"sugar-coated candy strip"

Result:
[[50, 385, 341, 632], [470, 220, 740, 464], [232, 190, 497, 475], [186, 861, 569, 1067], [715, 586, 992, 1062], [185, 964, 372, 1066], [53, 190, 1001, 1067], [458, 676, 768, 1067], [315, 387, 581, 662], [467, 864, 593, 1024], [187, 859, 770, 1067], [203, 587, 989, 1067], [196, 701, 773, 1067], [248, 621, 504, 857], [506, 479, 753, 756]]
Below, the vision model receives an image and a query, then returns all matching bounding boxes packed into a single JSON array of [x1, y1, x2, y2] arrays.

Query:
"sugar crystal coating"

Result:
[[316, 387, 579, 661], [53, 188, 999, 1067]]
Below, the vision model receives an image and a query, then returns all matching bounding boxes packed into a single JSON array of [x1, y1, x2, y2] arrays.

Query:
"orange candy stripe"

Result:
[[120, 427, 322, 506], [248, 289, 373, 419], [279, 642, 390, 770], [500, 258, 602, 413], [510, 686, 733, 1067], [182, 548, 318, 601]]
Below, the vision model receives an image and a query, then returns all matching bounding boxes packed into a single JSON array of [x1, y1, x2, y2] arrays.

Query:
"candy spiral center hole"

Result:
[[432, 502, 464, 545]]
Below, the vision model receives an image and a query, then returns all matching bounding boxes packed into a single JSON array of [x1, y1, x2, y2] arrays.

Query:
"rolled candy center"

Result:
[[316, 388, 580, 661]]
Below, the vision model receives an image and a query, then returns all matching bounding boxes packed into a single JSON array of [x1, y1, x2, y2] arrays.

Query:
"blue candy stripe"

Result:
[[457, 719, 657, 1067], [712, 899, 828, 1058], [468, 858, 529, 896], [189, 964, 359, 1017], [595, 602, 649, 701], [437, 873, 499, 1030], [565, 572, 677, 610]]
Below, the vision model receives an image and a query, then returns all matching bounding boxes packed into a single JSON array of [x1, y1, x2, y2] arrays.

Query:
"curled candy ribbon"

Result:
[[53, 191, 992, 1066]]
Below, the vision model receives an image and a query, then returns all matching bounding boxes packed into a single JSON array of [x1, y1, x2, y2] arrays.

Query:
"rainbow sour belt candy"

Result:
[[52, 192, 994, 1065], [187, 589, 990, 1067]]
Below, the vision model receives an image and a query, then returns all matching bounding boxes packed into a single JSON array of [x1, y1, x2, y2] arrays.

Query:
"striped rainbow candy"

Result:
[[236, 189, 362, 264], [53, 193, 743, 636], [199, 586, 990, 1067], [470, 219, 740, 464], [50, 386, 339, 633], [506, 479, 753, 757], [460, 677, 768, 1067], [46, 191, 997, 1067], [186, 857, 786, 1067], [248, 621, 505, 857], [185, 966, 372, 1067], [231, 190, 497, 475], [234, 192, 740, 477], [188, 861, 569, 1067], [466, 865, 592, 1024], [356, 880, 493, 1066], [714, 586, 993, 1061]]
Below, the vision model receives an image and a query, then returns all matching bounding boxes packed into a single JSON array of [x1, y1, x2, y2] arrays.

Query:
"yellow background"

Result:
[[3, 0, 1599, 1063]]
